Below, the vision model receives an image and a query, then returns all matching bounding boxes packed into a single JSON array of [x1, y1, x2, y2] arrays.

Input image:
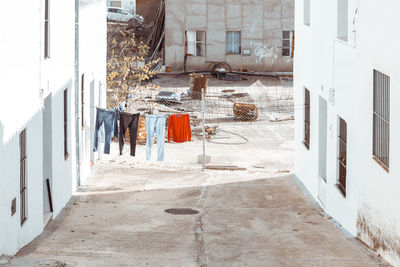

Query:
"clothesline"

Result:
[[93, 107, 193, 162]]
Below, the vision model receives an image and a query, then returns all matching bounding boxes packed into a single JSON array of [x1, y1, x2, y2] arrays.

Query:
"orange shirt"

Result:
[[168, 114, 192, 143]]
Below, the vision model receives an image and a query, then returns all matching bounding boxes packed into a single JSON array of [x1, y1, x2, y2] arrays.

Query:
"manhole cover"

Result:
[[164, 208, 199, 215]]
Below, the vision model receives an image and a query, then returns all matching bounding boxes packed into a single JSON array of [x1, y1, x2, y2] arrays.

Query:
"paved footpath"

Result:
[[7, 163, 387, 266]]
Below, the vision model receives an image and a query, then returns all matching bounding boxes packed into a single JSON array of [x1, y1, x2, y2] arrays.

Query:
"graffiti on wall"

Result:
[[250, 41, 279, 64]]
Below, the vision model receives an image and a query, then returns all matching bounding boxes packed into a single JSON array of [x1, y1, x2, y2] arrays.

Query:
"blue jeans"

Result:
[[146, 115, 166, 161], [93, 108, 118, 154]]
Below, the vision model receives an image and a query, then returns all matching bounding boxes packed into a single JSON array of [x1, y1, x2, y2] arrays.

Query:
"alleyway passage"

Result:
[[9, 164, 385, 266]]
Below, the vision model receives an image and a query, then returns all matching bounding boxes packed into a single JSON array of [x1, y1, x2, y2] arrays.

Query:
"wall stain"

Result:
[[357, 210, 400, 265]]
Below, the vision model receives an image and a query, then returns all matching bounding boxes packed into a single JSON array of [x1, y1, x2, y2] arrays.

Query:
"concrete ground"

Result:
[[7, 164, 386, 266]]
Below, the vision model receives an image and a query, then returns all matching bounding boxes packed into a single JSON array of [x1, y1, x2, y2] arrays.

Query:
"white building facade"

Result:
[[294, 0, 400, 265], [0, 0, 106, 256]]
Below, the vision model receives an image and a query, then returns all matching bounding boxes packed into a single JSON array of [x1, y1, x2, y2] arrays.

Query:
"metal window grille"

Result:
[[373, 70, 390, 171], [337, 117, 347, 197], [81, 74, 85, 129], [304, 88, 310, 149], [20, 129, 27, 225], [44, 0, 50, 58], [282, 31, 294, 57], [64, 89, 69, 159]]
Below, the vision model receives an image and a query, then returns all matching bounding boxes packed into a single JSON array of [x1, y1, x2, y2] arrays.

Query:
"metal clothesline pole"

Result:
[[201, 88, 206, 172]]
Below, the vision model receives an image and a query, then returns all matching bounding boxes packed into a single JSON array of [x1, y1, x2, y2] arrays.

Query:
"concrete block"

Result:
[[198, 155, 211, 164]]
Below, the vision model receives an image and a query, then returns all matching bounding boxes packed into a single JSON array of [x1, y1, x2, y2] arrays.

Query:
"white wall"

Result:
[[0, 0, 106, 256], [41, 0, 75, 218], [79, 0, 107, 184], [294, 0, 400, 265], [0, 0, 45, 255]]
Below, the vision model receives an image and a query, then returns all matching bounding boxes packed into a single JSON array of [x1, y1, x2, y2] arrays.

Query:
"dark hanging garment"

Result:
[[119, 112, 140, 156]]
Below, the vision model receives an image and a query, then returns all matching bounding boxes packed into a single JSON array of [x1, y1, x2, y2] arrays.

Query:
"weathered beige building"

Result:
[[164, 0, 294, 72]]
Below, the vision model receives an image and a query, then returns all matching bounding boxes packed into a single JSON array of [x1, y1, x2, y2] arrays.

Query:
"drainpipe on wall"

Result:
[[74, 0, 81, 188]]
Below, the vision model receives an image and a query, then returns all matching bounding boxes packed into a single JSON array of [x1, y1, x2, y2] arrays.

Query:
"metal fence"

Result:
[[103, 75, 294, 172]]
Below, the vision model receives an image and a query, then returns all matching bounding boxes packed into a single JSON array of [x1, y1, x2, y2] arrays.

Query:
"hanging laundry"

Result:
[[146, 115, 166, 161], [93, 107, 119, 154], [119, 112, 140, 156], [168, 114, 192, 143]]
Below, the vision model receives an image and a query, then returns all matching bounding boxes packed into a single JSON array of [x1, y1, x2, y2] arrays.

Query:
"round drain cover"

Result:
[[164, 208, 199, 215]]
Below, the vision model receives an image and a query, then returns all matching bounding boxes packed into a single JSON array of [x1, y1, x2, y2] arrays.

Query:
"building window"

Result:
[[64, 89, 69, 160], [81, 74, 85, 130], [304, 88, 310, 149], [282, 31, 294, 57], [44, 0, 50, 58], [186, 31, 206, 57], [337, 117, 347, 197], [110, 0, 122, 7], [304, 0, 310, 26], [373, 70, 390, 171], [337, 0, 348, 41], [226, 31, 241, 55], [20, 129, 27, 225]]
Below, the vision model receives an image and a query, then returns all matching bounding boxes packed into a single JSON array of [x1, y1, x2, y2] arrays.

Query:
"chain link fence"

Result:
[[103, 75, 294, 172]]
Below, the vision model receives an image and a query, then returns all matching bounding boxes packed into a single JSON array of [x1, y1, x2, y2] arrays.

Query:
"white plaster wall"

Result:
[[79, 0, 107, 184], [41, 0, 75, 218], [0, 0, 106, 256], [165, 0, 294, 72], [0, 0, 45, 255], [294, 0, 400, 265]]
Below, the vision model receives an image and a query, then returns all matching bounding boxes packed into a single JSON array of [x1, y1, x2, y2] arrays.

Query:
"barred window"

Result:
[[20, 129, 27, 225], [337, 117, 347, 197], [44, 0, 50, 58], [282, 31, 294, 57], [304, 88, 310, 149], [373, 70, 390, 171], [64, 89, 69, 160], [81, 74, 85, 130]]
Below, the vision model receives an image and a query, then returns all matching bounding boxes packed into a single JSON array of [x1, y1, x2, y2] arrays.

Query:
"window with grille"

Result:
[[304, 0, 310, 26], [81, 74, 85, 130], [304, 88, 310, 149], [64, 89, 69, 160], [186, 31, 206, 57], [373, 70, 390, 171], [20, 129, 27, 225], [337, 117, 347, 197], [44, 0, 50, 58], [282, 31, 294, 57], [226, 31, 241, 55]]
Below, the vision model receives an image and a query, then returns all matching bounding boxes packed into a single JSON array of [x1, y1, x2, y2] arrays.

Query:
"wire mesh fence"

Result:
[[103, 75, 294, 172]]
